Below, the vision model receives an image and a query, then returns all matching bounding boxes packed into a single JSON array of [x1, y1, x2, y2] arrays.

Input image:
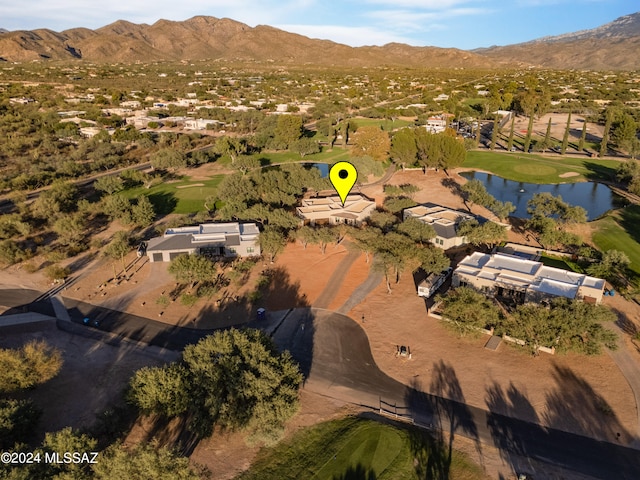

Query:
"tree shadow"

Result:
[[261, 265, 310, 311], [332, 463, 377, 480], [618, 205, 640, 246], [135, 412, 200, 457], [543, 365, 632, 444], [147, 191, 178, 216], [441, 178, 466, 205], [582, 161, 618, 182], [485, 380, 542, 472], [405, 361, 481, 479]]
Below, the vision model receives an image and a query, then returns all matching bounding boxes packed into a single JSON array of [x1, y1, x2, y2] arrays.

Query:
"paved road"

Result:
[[2, 289, 639, 478], [273, 309, 640, 480]]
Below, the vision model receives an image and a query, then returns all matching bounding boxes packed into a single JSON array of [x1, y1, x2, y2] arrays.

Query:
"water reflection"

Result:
[[460, 171, 623, 220]]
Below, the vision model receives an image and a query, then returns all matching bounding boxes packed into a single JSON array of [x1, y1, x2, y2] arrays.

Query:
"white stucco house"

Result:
[[296, 194, 376, 226], [452, 252, 605, 304]]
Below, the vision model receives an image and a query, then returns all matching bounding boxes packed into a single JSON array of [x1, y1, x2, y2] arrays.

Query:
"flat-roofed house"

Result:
[[146, 222, 260, 262], [296, 194, 376, 226], [452, 252, 605, 304], [403, 203, 476, 249]]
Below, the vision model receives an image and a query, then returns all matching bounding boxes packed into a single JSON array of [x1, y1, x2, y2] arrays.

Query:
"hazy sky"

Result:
[[1, 0, 636, 50]]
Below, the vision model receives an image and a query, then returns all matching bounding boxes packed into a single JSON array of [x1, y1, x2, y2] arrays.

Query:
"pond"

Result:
[[263, 162, 329, 177], [459, 171, 624, 220]]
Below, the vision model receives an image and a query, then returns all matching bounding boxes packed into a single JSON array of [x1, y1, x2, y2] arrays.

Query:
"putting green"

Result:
[[312, 424, 404, 479], [513, 164, 557, 176]]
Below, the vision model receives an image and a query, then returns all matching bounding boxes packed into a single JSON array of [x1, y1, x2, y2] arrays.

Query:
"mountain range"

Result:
[[1, 13, 639, 70]]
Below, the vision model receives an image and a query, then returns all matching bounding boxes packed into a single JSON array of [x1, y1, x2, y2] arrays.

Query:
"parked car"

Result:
[[137, 242, 147, 257]]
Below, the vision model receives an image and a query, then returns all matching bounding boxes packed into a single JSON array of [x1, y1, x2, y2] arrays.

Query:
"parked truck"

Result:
[[417, 267, 452, 298]]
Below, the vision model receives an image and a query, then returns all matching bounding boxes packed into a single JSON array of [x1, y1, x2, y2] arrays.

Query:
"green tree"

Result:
[[587, 249, 630, 285], [0, 399, 40, 450], [561, 112, 572, 154], [396, 217, 436, 245], [461, 179, 492, 209], [291, 137, 320, 157], [315, 226, 339, 255], [383, 196, 417, 214], [350, 126, 391, 162], [94, 175, 125, 195], [0, 341, 62, 393], [168, 253, 216, 291], [490, 113, 499, 151], [540, 117, 553, 153], [274, 115, 303, 149], [599, 108, 615, 158], [523, 114, 535, 154], [216, 136, 248, 163], [150, 148, 187, 172], [104, 231, 131, 278], [293, 225, 317, 249], [368, 210, 398, 232], [438, 287, 502, 336], [612, 113, 638, 155], [578, 120, 588, 152], [130, 195, 156, 227], [31, 181, 78, 218], [506, 115, 516, 152], [52, 213, 87, 247], [128, 363, 190, 417], [489, 200, 516, 221], [259, 227, 287, 262], [101, 194, 133, 222], [458, 220, 507, 248], [94, 443, 201, 480], [350, 227, 382, 263], [390, 128, 417, 167], [131, 329, 303, 444]]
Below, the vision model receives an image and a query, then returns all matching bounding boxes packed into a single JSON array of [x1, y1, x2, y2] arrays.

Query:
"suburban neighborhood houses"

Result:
[[1, 10, 640, 479]]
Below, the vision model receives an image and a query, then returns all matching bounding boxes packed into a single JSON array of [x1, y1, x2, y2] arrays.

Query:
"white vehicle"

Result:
[[417, 267, 452, 298]]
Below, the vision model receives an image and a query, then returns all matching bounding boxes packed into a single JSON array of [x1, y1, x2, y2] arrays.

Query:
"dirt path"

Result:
[[312, 243, 360, 309]]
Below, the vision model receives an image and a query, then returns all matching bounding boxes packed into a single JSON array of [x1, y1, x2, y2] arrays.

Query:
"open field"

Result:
[[120, 175, 225, 214], [235, 416, 487, 480], [461, 150, 622, 184]]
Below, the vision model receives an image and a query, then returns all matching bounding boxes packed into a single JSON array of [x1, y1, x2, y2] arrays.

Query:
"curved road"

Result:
[[1, 289, 639, 478]]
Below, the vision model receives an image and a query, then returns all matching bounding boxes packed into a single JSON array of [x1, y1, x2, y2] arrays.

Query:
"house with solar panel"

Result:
[[296, 194, 376, 226], [145, 222, 260, 262]]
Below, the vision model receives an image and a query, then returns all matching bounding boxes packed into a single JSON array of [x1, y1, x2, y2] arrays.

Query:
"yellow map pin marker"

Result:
[[329, 161, 358, 206]]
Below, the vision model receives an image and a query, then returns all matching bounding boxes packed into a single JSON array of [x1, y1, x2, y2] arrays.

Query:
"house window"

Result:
[[247, 247, 254, 253], [228, 247, 236, 253]]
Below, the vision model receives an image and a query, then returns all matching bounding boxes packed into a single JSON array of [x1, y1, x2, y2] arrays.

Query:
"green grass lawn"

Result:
[[539, 253, 584, 273], [592, 205, 640, 279], [462, 150, 622, 184], [121, 175, 225, 215], [235, 417, 486, 480]]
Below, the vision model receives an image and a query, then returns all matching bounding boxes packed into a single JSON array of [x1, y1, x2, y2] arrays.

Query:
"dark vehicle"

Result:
[[137, 242, 147, 257]]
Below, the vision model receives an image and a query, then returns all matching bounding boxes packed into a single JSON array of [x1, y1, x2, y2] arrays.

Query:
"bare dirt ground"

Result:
[[0, 322, 164, 442], [511, 113, 605, 153]]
